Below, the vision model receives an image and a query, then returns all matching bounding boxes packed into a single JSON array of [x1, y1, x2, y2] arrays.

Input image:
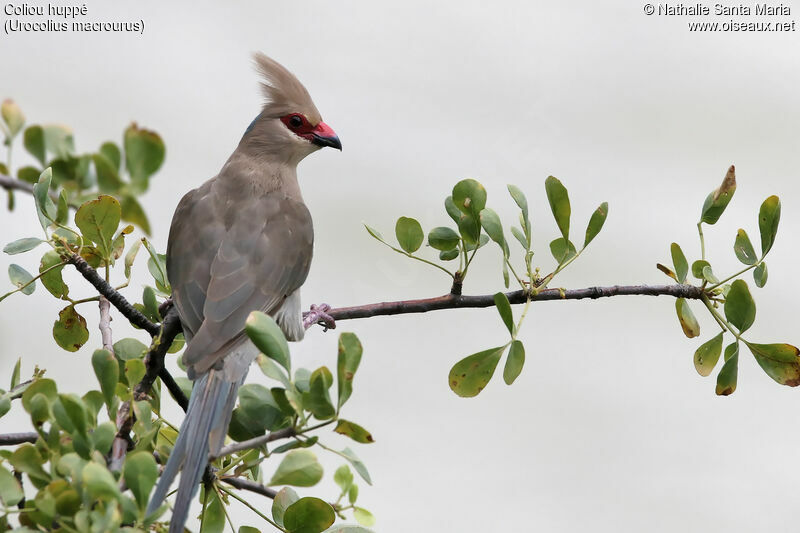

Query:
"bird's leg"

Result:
[[303, 303, 336, 331]]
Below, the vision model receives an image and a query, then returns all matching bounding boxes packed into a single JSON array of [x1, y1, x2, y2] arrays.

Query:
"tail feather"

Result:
[[146, 370, 238, 532]]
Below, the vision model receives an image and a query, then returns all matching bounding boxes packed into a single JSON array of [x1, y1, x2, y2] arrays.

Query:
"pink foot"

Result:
[[303, 303, 336, 331]]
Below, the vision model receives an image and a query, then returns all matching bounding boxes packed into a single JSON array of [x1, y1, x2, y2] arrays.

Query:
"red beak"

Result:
[[311, 122, 342, 150]]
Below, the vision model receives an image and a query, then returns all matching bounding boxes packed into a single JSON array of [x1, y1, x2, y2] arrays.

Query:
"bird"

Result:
[[146, 53, 341, 532]]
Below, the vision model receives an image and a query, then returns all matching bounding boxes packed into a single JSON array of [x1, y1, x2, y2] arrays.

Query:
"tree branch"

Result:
[[109, 308, 184, 470], [325, 283, 704, 322], [220, 476, 278, 499], [65, 252, 160, 336], [0, 173, 34, 196], [0, 432, 38, 445], [212, 427, 297, 461]]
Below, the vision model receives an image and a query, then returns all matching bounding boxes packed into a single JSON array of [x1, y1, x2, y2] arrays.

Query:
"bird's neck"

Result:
[[217, 150, 304, 202]]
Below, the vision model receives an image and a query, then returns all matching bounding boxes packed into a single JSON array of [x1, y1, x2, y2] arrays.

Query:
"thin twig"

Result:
[[324, 283, 703, 322], [0, 433, 38, 445], [220, 476, 278, 499], [98, 296, 115, 354], [64, 252, 159, 336], [213, 427, 296, 460]]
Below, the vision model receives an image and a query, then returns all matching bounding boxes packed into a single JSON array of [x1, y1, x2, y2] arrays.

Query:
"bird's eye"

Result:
[[289, 115, 303, 128]]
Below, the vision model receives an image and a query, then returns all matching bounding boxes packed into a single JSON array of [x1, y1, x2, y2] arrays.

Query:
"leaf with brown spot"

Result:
[[334, 419, 375, 444], [675, 298, 700, 338], [53, 305, 89, 352], [448, 345, 506, 397], [747, 342, 800, 386]]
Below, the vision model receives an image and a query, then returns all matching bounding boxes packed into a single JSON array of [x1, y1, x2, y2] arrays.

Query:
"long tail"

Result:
[[146, 370, 241, 532]]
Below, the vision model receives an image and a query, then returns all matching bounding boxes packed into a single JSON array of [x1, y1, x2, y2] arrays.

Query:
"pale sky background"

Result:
[[2, 2, 800, 532]]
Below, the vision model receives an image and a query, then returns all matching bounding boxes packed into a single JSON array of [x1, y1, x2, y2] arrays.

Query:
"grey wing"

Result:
[[172, 190, 314, 377]]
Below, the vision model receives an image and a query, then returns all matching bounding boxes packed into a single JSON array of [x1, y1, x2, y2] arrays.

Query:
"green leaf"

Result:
[[8, 263, 35, 295], [334, 420, 375, 444], [113, 338, 148, 361], [99, 142, 121, 171], [503, 340, 525, 385], [257, 354, 291, 388], [269, 450, 324, 487], [337, 333, 363, 410], [239, 528, 262, 533], [123, 451, 158, 512], [124, 124, 165, 192], [747, 343, 800, 387], [584, 201, 608, 248], [479, 208, 507, 256], [200, 488, 225, 533], [353, 507, 376, 527], [733, 229, 757, 265], [120, 194, 151, 235], [549, 237, 576, 264], [333, 465, 353, 492], [31, 169, 55, 232], [716, 343, 739, 396], [125, 359, 146, 388], [1, 99, 25, 138], [724, 280, 756, 334], [23, 125, 45, 166], [92, 153, 124, 193], [670, 243, 688, 284], [493, 292, 514, 335], [38, 250, 68, 299], [283, 497, 336, 533], [339, 447, 372, 485], [394, 217, 423, 253], [10, 357, 20, 389], [363, 224, 385, 243], [691, 260, 711, 280], [246, 311, 291, 373], [754, 262, 768, 288], [545, 176, 570, 240], [439, 249, 459, 261], [124, 238, 141, 280], [675, 298, 700, 338], [82, 461, 121, 501], [53, 305, 89, 352], [21, 378, 57, 412], [510, 226, 528, 250], [456, 213, 481, 245], [427, 226, 460, 251], [348, 484, 359, 504], [56, 189, 69, 225], [444, 196, 461, 224], [74, 195, 121, 259], [0, 396, 10, 419], [229, 384, 286, 440], [10, 444, 49, 487], [43, 125, 75, 159], [700, 165, 736, 225], [758, 195, 781, 256], [17, 165, 41, 184], [693, 332, 723, 377], [452, 179, 487, 218], [3, 237, 43, 255], [305, 367, 335, 420], [507, 184, 528, 219], [448, 345, 506, 397], [272, 487, 300, 527], [0, 465, 24, 506], [701, 265, 719, 284]]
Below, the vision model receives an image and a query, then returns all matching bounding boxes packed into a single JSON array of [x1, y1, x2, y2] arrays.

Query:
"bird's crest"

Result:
[[254, 53, 321, 123]]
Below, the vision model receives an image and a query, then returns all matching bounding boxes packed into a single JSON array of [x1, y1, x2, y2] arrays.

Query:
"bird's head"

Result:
[[242, 53, 341, 164]]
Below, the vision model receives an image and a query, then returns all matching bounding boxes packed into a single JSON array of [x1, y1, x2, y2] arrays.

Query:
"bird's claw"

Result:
[[303, 303, 336, 331]]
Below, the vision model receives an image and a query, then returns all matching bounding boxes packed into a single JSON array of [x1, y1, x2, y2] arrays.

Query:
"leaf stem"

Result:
[[697, 222, 706, 261], [220, 485, 286, 532], [707, 262, 760, 291], [0, 259, 68, 302]]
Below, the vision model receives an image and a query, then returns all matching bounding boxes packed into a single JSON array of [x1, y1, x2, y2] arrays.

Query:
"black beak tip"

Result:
[[313, 134, 342, 151]]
